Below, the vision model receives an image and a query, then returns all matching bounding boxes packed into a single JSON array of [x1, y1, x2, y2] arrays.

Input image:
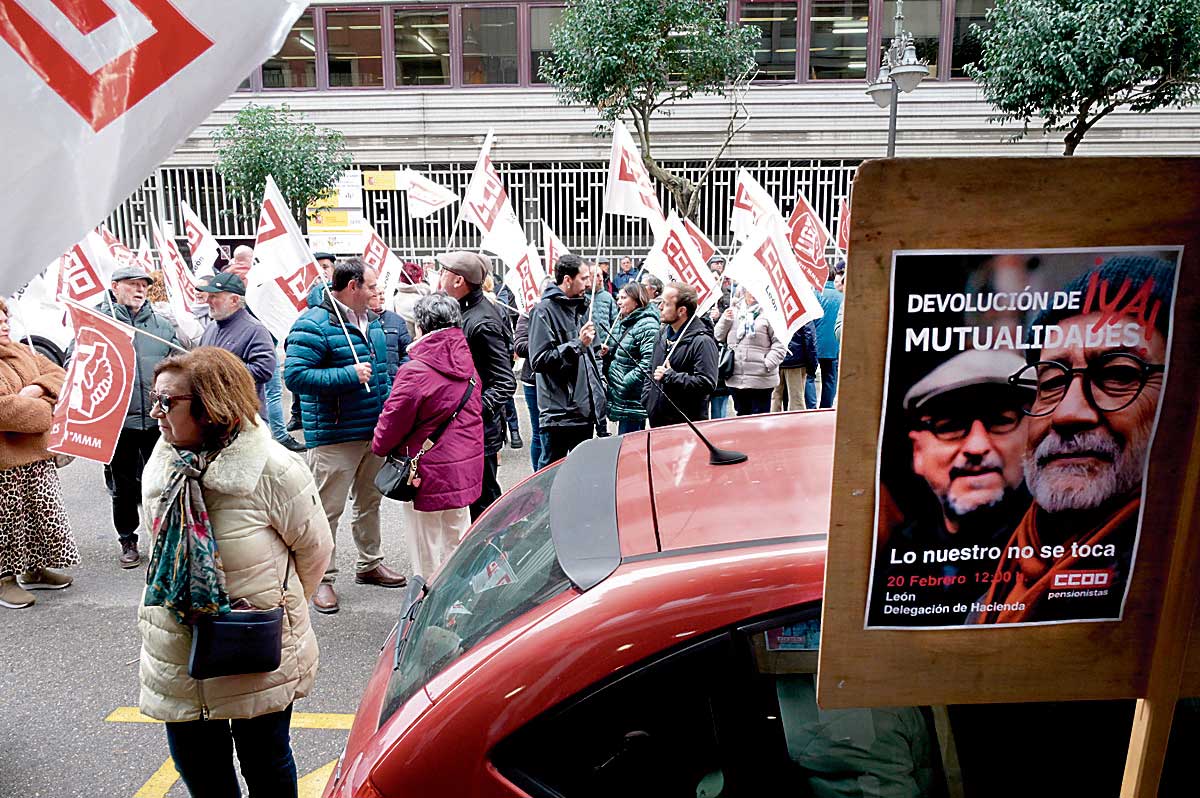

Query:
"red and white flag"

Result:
[[400, 169, 459, 218], [836, 197, 851, 255], [152, 219, 204, 341], [641, 213, 722, 316], [785, 192, 831, 292], [180, 201, 219, 278], [96, 225, 137, 269], [247, 174, 321, 342], [603, 120, 667, 239], [47, 304, 137, 464], [726, 214, 824, 342], [134, 238, 155, 273], [56, 234, 113, 305], [503, 243, 549, 314], [0, 1, 310, 297], [730, 169, 781, 243], [681, 217, 718, 263], [461, 129, 528, 269], [542, 222, 570, 274], [361, 222, 406, 300]]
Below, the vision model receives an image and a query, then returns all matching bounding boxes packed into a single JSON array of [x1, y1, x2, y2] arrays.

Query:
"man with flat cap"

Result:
[[872, 349, 1033, 626], [971, 255, 1174, 624], [439, 251, 516, 520], [93, 265, 182, 568]]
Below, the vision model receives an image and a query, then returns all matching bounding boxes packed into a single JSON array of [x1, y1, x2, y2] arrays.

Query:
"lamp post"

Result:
[[865, 0, 929, 157]]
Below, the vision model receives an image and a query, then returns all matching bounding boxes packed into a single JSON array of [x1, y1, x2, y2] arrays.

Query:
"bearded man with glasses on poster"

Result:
[[971, 256, 1174, 625]]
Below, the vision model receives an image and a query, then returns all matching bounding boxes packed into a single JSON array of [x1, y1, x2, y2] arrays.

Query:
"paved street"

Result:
[[0, 395, 537, 798]]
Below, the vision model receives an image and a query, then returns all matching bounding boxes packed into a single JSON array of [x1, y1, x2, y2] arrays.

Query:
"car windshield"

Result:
[[379, 465, 573, 728]]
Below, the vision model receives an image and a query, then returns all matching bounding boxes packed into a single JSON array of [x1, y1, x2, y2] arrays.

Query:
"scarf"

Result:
[[738, 306, 762, 340], [972, 496, 1140, 624], [143, 447, 231, 625]]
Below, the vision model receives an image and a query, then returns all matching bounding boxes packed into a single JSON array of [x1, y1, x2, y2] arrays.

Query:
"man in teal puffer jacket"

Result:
[[284, 258, 404, 615]]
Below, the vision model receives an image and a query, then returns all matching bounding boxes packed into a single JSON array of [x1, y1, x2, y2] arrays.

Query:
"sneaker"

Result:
[[509, 430, 523, 449], [286, 417, 303, 433], [119, 541, 141, 569], [0, 576, 36, 609], [17, 568, 72, 590], [277, 434, 306, 453]]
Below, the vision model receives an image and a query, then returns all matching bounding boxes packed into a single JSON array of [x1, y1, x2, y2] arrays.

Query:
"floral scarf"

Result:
[[143, 447, 230, 625], [738, 305, 762, 340]]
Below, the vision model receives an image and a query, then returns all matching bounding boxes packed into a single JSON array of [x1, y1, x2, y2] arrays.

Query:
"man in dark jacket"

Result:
[[368, 288, 411, 382], [644, 282, 718, 428], [528, 254, 606, 463], [285, 258, 404, 614], [93, 266, 181, 568], [438, 252, 517, 520], [197, 272, 278, 416], [772, 322, 818, 412]]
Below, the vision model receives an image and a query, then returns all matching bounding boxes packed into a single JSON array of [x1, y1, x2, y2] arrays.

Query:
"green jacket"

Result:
[[604, 306, 660, 421]]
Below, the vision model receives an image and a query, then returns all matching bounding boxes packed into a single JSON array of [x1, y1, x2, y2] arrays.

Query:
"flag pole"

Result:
[[665, 311, 701, 372], [316, 271, 371, 393], [587, 219, 608, 323], [63, 297, 187, 354]]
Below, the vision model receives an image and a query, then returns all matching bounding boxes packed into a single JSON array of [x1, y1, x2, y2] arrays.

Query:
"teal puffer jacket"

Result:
[[605, 306, 660, 421], [283, 296, 391, 447]]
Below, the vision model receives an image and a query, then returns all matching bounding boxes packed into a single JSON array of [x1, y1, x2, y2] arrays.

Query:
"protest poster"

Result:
[[867, 248, 1182, 629]]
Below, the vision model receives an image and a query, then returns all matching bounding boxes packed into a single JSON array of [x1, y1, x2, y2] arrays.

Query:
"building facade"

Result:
[[107, 0, 1200, 259]]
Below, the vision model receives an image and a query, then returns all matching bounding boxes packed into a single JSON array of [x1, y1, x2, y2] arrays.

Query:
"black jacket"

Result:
[[643, 315, 718, 428], [459, 288, 516, 455], [782, 322, 818, 371], [514, 311, 534, 385], [528, 285, 606, 429]]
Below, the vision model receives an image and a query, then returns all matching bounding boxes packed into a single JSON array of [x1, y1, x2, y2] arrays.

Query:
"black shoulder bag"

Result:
[[188, 560, 288, 681], [375, 378, 476, 502]]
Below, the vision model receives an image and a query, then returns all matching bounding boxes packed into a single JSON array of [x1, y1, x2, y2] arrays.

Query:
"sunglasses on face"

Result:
[[149, 391, 193, 413]]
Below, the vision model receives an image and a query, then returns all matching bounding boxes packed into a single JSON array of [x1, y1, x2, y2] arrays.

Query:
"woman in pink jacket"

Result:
[[373, 294, 484, 581]]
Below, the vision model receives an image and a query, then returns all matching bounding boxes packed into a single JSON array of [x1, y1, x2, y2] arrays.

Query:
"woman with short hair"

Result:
[[137, 346, 332, 796], [373, 294, 484, 581]]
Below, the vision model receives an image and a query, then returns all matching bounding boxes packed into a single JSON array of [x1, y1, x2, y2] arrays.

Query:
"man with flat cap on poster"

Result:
[[970, 255, 1174, 624]]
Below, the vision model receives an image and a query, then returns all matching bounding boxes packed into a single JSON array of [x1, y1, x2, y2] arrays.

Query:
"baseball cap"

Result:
[[436, 251, 489, 286], [196, 271, 246, 296], [903, 349, 1029, 412], [111, 265, 153, 284]]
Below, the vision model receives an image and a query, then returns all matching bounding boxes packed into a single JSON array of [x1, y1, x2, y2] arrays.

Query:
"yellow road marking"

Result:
[[133, 758, 178, 798], [299, 760, 339, 798], [105, 707, 354, 730]]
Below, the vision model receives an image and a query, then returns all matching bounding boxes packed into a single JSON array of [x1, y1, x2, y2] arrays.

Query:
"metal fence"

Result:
[[106, 159, 860, 261]]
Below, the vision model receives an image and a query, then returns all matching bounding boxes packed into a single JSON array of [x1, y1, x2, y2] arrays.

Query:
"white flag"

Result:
[[400, 169, 459, 218], [461, 129, 528, 269], [641, 212, 722, 317], [180, 201, 219, 278], [541, 222, 570, 275], [96, 225, 138, 269], [361, 222, 406, 300], [0, 1, 309, 296], [503, 243, 549, 314], [247, 175, 320, 342], [151, 219, 204, 342], [603, 120, 667, 239], [726, 214, 824, 342], [730, 169, 782, 243], [56, 232, 115, 305], [134, 238, 156, 273]]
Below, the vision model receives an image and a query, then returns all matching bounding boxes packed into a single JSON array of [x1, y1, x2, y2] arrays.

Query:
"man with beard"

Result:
[[873, 350, 1032, 625], [971, 255, 1174, 624]]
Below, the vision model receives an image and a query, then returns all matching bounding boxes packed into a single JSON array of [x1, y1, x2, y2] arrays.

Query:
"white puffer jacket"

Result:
[[715, 306, 787, 390], [137, 421, 332, 722]]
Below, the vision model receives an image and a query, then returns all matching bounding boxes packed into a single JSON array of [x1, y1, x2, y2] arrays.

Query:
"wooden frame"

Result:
[[816, 157, 1200, 796]]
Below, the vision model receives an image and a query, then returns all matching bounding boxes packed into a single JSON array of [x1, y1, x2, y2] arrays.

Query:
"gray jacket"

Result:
[[93, 294, 182, 431]]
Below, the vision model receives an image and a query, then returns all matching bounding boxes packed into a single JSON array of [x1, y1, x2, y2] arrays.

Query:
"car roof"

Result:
[[628, 410, 836, 554]]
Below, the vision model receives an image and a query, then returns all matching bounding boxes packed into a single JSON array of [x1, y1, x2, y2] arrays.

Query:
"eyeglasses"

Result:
[[149, 391, 193, 413], [1008, 352, 1165, 417], [916, 408, 1022, 442]]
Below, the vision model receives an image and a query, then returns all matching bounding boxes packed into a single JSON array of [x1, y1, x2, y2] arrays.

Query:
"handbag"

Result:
[[718, 345, 736, 381], [374, 377, 475, 502], [188, 560, 289, 681]]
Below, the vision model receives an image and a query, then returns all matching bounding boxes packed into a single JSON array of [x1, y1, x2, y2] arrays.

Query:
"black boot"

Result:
[[509, 428, 523, 449]]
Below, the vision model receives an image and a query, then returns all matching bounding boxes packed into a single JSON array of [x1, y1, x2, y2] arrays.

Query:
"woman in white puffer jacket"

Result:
[[137, 347, 332, 797], [714, 289, 787, 417]]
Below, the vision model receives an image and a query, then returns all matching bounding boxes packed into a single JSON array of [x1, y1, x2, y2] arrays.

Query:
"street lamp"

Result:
[[865, 0, 929, 157]]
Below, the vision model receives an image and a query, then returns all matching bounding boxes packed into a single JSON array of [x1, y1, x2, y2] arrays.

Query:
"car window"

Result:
[[379, 466, 573, 729]]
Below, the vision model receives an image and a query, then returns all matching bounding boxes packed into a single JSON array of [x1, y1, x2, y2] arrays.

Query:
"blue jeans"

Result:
[[265, 366, 288, 440], [523, 383, 544, 471], [617, 417, 645, 435], [165, 703, 297, 798], [710, 394, 730, 419], [806, 358, 840, 409]]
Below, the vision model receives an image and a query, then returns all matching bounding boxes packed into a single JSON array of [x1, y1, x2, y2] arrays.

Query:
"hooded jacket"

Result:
[[605, 305, 660, 421], [136, 421, 332, 722], [458, 288, 516, 456], [91, 294, 181, 431], [283, 293, 390, 448], [372, 327, 484, 513], [528, 285, 606, 429], [643, 315, 718, 428]]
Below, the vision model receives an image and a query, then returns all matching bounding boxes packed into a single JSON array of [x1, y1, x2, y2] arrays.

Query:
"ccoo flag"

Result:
[[726, 214, 824, 342], [730, 169, 781, 243], [47, 303, 137, 464], [152, 219, 205, 341], [503, 243, 549, 314], [642, 213, 722, 317], [541, 222, 570, 275], [461, 129, 528, 269], [180, 201, 219, 278], [247, 175, 321, 342], [785, 191, 831, 292], [400, 169, 459, 218], [603, 120, 667, 239], [836, 197, 851, 255], [361, 222, 407, 301]]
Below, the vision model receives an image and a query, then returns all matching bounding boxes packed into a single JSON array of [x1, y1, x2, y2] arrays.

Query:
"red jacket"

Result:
[[372, 327, 484, 512]]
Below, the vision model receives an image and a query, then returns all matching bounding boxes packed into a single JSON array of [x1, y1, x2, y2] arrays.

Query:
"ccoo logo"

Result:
[[0, 0, 213, 132]]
